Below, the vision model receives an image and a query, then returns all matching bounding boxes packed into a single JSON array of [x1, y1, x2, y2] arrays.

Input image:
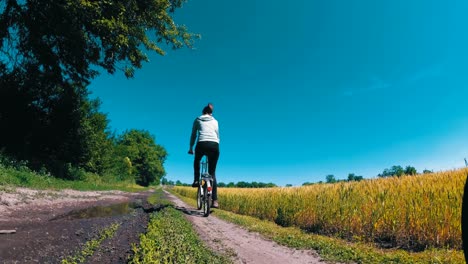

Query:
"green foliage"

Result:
[[379, 165, 418, 177], [0, 155, 145, 192], [379, 165, 405, 177], [0, 83, 114, 180], [325, 174, 336, 183], [129, 206, 230, 264], [79, 99, 114, 174], [404, 165, 417, 175], [1, 0, 197, 83], [347, 173, 363, 182], [114, 129, 167, 186]]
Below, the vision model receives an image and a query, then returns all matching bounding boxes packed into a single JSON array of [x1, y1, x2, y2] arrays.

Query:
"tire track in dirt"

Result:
[[164, 190, 323, 264]]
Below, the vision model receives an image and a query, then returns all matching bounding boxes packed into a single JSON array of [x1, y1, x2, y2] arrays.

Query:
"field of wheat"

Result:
[[173, 168, 467, 250]]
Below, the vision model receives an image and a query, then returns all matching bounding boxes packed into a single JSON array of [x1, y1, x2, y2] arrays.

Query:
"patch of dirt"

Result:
[[164, 190, 324, 264], [0, 187, 155, 263]]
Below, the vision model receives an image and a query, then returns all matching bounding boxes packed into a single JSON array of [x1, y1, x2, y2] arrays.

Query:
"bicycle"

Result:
[[196, 156, 213, 217]]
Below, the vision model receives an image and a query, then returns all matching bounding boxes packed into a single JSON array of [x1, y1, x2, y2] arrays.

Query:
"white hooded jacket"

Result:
[[190, 114, 219, 148]]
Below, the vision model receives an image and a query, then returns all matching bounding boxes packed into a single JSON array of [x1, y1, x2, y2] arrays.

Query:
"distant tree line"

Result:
[[162, 179, 277, 188], [303, 173, 365, 185], [302, 165, 434, 185], [377, 165, 432, 177]]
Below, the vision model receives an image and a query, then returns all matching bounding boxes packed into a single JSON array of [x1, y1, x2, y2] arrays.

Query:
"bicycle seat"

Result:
[[201, 175, 213, 181]]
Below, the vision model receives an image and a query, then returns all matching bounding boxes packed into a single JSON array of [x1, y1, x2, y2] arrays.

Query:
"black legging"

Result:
[[194, 141, 220, 200]]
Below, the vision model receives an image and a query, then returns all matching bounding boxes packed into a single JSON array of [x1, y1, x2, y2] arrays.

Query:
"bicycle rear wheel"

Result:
[[202, 185, 211, 217], [196, 185, 202, 210]]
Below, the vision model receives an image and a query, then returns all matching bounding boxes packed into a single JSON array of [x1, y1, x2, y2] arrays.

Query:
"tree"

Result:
[[0, 82, 114, 179], [326, 174, 336, 183], [1, 0, 197, 83], [378, 165, 405, 177], [347, 173, 363, 182], [423, 169, 433, 174], [236, 181, 249, 188], [115, 129, 167, 186], [161, 176, 168, 185], [404, 166, 417, 176]]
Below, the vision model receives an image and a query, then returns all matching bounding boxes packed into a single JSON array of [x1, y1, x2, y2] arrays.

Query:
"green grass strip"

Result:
[[0, 165, 146, 192], [171, 190, 464, 264], [129, 206, 231, 264], [61, 223, 120, 264]]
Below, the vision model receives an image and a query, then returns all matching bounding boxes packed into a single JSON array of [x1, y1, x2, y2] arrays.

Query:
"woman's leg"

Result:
[[193, 144, 204, 186], [206, 142, 220, 201]]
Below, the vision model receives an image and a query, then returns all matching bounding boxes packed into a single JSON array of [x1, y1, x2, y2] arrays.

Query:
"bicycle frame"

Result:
[[200, 157, 213, 194], [197, 156, 213, 217]]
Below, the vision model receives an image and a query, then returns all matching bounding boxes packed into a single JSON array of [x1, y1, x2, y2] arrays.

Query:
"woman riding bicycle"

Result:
[[188, 103, 220, 208]]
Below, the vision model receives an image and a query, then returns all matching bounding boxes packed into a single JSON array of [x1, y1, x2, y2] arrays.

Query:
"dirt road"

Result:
[[164, 190, 323, 264]]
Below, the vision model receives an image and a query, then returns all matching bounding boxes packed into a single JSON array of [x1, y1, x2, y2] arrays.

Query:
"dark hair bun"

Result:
[[202, 105, 213, 114]]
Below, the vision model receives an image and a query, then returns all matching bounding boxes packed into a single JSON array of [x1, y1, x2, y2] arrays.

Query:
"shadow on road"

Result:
[[174, 205, 210, 218]]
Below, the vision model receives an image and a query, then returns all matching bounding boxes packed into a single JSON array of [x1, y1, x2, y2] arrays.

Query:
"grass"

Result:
[[170, 188, 465, 264], [0, 163, 146, 192]]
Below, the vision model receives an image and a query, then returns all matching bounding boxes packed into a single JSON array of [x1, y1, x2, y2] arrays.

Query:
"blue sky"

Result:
[[89, 0, 468, 186]]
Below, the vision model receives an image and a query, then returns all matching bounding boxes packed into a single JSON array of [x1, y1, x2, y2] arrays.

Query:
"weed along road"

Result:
[[164, 190, 323, 264]]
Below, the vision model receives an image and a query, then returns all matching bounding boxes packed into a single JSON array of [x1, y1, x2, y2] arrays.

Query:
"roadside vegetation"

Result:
[[129, 206, 230, 264], [0, 157, 145, 192], [172, 168, 466, 263]]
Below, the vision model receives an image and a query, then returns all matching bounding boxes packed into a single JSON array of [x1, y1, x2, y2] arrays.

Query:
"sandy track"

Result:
[[164, 190, 323, 264]]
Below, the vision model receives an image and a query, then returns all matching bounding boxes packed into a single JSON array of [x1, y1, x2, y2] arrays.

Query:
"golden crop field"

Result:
[[173, 168, 467, 250]]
